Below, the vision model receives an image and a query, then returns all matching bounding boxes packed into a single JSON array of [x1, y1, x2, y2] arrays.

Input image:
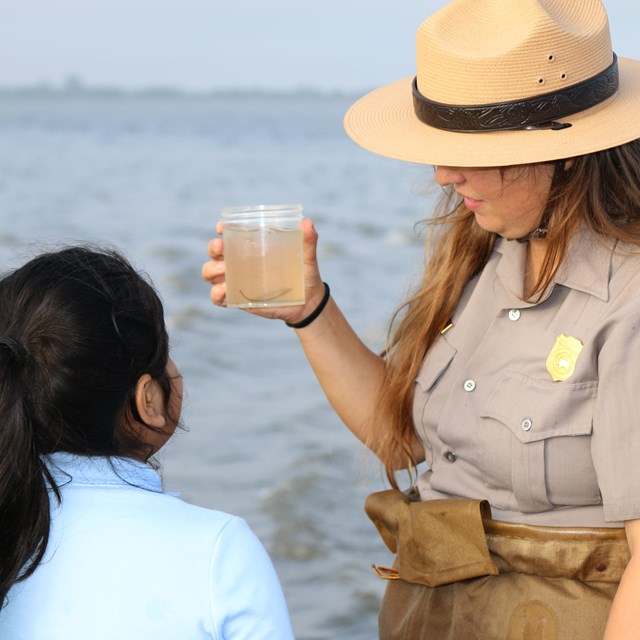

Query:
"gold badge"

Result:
[[546, 334, 583, 381]]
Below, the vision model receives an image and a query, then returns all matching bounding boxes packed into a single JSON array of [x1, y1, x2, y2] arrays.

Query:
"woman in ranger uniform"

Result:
[[203, 0, 640, 637]]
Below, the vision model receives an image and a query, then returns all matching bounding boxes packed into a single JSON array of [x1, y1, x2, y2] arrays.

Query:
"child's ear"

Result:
[[134, 374, 166, 429]]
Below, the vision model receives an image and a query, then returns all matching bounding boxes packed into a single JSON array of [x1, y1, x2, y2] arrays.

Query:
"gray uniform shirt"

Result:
[[414, 226, 640, 527]]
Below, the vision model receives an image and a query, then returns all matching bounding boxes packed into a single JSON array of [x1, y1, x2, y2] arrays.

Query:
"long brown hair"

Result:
[[375, 139, 640, 488]]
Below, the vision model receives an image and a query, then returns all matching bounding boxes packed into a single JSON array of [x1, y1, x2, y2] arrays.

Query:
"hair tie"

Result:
[[285, 283, 330, 329]]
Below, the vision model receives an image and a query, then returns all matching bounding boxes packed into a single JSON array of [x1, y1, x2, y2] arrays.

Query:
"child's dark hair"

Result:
[[0, 246, 171, 606]]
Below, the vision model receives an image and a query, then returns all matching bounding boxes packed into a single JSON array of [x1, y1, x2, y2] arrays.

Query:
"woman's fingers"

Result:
[[202, 235, 225, 285], [207, 236, 224, 260], [301, 218, 322, 285], [201, 258, 224, 283], [209, 282, 227, 307], [302, 218, 318, 265], [203, 226, 227, 307]]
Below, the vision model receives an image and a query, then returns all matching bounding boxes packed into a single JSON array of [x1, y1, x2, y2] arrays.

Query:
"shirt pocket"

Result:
[[481, 371, 598, 513], [413, 337, 457, 450], [415, 337, 457, 393]]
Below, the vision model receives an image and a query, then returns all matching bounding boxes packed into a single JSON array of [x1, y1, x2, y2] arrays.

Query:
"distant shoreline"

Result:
[[0, 83, 364, 100]]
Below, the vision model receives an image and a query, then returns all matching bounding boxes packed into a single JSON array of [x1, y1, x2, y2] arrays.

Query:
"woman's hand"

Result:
[[201, 217, 327, 325]]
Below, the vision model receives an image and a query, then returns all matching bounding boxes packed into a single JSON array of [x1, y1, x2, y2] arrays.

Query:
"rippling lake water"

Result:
[[0, 92, 437, 639]]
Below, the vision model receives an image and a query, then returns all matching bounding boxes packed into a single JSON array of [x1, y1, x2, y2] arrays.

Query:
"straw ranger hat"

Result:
[[344, 0, 640, 167]]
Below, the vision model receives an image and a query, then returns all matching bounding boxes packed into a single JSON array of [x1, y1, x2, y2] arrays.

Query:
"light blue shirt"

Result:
[[0, 453, 295, 640]]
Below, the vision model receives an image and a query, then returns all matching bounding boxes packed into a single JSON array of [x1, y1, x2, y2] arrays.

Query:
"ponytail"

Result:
[[0, 336, 57, 606]]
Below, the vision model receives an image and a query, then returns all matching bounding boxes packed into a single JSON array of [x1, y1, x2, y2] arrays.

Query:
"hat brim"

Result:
[[344, 57, 640, 167]]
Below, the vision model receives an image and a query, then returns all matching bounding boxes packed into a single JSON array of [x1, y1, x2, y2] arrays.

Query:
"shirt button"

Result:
[[521, 417, 533, 432], [508, 309, 521, 321], [444, 451, 457, 463], [463, 379, 476, 392]]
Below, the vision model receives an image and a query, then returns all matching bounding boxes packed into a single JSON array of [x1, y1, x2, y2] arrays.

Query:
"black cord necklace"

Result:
[[515, 159, 569, 243]]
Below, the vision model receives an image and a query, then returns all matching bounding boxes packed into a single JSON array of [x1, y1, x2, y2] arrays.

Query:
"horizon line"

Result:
[[0, 78, 367, 100]]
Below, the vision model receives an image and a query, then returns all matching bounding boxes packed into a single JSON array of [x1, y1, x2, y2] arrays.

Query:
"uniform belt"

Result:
[[365, 489, 629, 588]]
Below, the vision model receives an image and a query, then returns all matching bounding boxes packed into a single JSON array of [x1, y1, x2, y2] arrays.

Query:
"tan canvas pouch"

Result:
[[365, 489, 499, 587]]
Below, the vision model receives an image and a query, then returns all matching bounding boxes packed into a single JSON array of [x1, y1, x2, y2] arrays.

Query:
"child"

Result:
[[0, 246, 294, 640]]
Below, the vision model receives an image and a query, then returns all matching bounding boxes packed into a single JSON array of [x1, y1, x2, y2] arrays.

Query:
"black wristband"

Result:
[[285, 282, 330, 329]]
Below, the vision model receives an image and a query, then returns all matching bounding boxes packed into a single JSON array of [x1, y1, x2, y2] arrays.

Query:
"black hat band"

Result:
[[412, 54, 619, 133]]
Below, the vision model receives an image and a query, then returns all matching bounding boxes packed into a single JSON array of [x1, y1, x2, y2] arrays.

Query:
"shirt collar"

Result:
[[45, 451, 164, 493], [494, 225, 613, 306]]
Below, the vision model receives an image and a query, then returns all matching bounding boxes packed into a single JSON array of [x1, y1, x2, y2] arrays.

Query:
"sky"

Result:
[[2, 0, 640, 93]]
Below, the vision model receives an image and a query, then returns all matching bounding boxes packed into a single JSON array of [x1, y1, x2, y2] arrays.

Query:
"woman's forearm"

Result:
[[292, 296, 425, 465]]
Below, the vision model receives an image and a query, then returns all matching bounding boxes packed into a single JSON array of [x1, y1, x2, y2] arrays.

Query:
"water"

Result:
[[0, 92, 436, 639]]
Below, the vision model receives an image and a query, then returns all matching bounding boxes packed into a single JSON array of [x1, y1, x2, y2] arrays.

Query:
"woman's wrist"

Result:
[[285, 282, 330, 329]]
